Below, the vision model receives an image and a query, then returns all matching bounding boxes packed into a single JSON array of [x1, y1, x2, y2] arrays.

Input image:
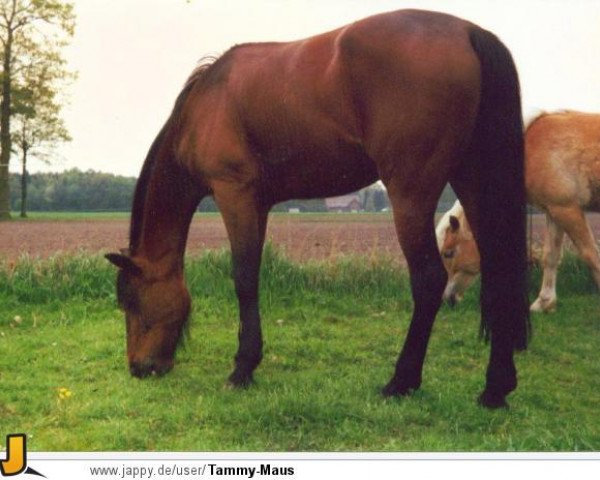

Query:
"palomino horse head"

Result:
[[105, 252, 191, 378], [436, 201, 481, 305]]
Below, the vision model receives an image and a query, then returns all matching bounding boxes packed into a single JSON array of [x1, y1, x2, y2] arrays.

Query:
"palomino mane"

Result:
[[435, 199, 463, 250], [128, 55, 224, 253]]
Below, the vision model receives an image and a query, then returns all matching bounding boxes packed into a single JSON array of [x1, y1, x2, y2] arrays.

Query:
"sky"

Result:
[[19, 0, 600, 177]]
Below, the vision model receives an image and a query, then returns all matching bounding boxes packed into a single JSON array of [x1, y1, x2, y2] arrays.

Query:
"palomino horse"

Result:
[[106, 9, 529, 408], [438, 111, 600, 312], [436, 200, 480, 306]]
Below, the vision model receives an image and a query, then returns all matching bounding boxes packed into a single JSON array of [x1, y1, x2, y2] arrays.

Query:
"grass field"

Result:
[[0, 247, 599, 451]]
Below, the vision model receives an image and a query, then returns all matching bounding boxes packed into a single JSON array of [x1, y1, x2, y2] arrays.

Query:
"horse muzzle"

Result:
[[446, 293, 457, 307], [129, 358, 174, 378], [442, 281, 461, 307]]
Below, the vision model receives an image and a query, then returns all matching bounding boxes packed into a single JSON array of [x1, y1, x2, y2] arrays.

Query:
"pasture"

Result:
[[0, 213, 599, 451]]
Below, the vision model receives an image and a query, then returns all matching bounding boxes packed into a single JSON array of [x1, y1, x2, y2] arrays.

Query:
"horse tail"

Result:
[[468, 27, 530, 351]]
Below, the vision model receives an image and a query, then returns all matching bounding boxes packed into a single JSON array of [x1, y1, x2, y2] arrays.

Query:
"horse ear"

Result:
[[105, 252, 142, 275], [449, 215, 460, 232]]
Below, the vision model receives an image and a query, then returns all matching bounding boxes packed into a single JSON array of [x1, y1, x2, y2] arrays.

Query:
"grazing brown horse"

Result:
[[106, 9, 529, 408], [438, 111, 600, 312]]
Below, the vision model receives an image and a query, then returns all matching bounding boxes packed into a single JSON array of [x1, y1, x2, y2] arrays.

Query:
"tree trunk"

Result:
[[20, 146, 27, 218], [0, 34, 13, 220]]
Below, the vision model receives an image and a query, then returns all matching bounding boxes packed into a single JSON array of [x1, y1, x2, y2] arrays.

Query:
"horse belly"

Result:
[[262, 140, 379, 202]]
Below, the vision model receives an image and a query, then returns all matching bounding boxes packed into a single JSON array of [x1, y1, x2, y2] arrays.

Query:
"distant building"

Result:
[[325, 194, 362, 212]]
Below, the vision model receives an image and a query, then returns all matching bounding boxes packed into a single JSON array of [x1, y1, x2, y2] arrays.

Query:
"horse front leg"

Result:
[[214, 185, 269, 388]]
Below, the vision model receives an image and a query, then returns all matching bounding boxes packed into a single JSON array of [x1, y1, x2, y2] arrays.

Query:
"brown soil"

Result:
[[1, 213, 594, 263], [0, 214, 401, 263]]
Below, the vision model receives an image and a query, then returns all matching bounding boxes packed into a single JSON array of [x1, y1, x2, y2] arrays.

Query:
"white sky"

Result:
[[19, 0, 600, 176]]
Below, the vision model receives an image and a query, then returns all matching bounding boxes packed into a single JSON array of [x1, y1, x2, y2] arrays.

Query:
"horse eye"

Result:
[[443, 250, 455, 259]]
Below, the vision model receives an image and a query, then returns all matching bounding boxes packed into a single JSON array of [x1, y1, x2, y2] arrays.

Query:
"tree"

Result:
[[359, 183, 388, 212], [0, 0, 74, 220], [12, 41, 72, 217]]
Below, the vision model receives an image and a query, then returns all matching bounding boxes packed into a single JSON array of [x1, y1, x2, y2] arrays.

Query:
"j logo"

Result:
[[0, 435, 44, 478], [1, 434, 26, 477]]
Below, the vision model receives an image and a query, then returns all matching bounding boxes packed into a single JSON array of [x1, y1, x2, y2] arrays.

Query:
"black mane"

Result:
[[128, 56, 221, 253]]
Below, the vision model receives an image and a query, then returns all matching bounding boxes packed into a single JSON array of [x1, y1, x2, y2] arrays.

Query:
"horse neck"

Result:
[[130, 144, 201, 276]]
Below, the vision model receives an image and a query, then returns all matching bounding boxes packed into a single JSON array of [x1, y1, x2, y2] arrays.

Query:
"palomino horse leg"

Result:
[[545, 204, 600, 300], [382, 192, 448, 396], [530, 214, 565, 313], [214, 186, 269, 387]]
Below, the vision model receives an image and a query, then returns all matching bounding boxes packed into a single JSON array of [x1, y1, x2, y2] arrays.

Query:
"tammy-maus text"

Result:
[[208, 463, 295, 477]]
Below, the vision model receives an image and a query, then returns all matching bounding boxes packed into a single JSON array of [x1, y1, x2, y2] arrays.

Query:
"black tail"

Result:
[[468, 27, 530, 351]]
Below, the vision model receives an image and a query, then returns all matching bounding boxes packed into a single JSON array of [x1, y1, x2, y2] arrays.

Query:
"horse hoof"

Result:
[[226, 371, 254, 389], [530, 297, 556, 313], [381, 378, 420, 397], [478, 390, 509, 409]]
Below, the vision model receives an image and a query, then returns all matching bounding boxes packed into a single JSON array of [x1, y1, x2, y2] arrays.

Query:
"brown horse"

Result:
[[106, 9, 529, 408], [438, 111, 600, 312]]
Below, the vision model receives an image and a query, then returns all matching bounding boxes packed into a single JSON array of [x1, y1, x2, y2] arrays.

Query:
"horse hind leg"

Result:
[[451, 170, 525, 408], [530, 213, 565, 313], [545, 204, 600, 299], [214, 185, 269, 387], [382, 188, 448, 397]]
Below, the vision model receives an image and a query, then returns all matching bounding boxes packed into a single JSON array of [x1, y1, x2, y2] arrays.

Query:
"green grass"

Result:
[[0, 249, 599, 451]]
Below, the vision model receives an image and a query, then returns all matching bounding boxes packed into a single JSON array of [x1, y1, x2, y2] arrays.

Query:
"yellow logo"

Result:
[[0, 435, 44, 478]]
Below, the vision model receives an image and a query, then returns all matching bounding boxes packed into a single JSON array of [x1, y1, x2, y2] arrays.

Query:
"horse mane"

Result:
[[128, 55, 224, 253], [435, 199, 463, 249]]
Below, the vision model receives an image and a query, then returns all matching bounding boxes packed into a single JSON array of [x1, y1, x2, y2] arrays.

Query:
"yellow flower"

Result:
[[57, 387, 73, 400]]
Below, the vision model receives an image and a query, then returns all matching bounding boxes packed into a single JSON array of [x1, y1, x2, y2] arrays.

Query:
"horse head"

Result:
[[436, 201, 481, 305], [105, 252, 191, 378]]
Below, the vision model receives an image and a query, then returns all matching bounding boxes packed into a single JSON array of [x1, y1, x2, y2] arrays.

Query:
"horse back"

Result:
[[177, 9, 482, 202], [526, 111, 600, 210]]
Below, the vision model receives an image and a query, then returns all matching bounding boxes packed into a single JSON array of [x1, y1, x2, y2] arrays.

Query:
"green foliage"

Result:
[[10, 168, 137, 212], [8, 170, 332, 213], [0, 0, 75, 218], [1, 250, 600, 451], [270, 198, 328, 213], [357, 183, 390, 212]]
